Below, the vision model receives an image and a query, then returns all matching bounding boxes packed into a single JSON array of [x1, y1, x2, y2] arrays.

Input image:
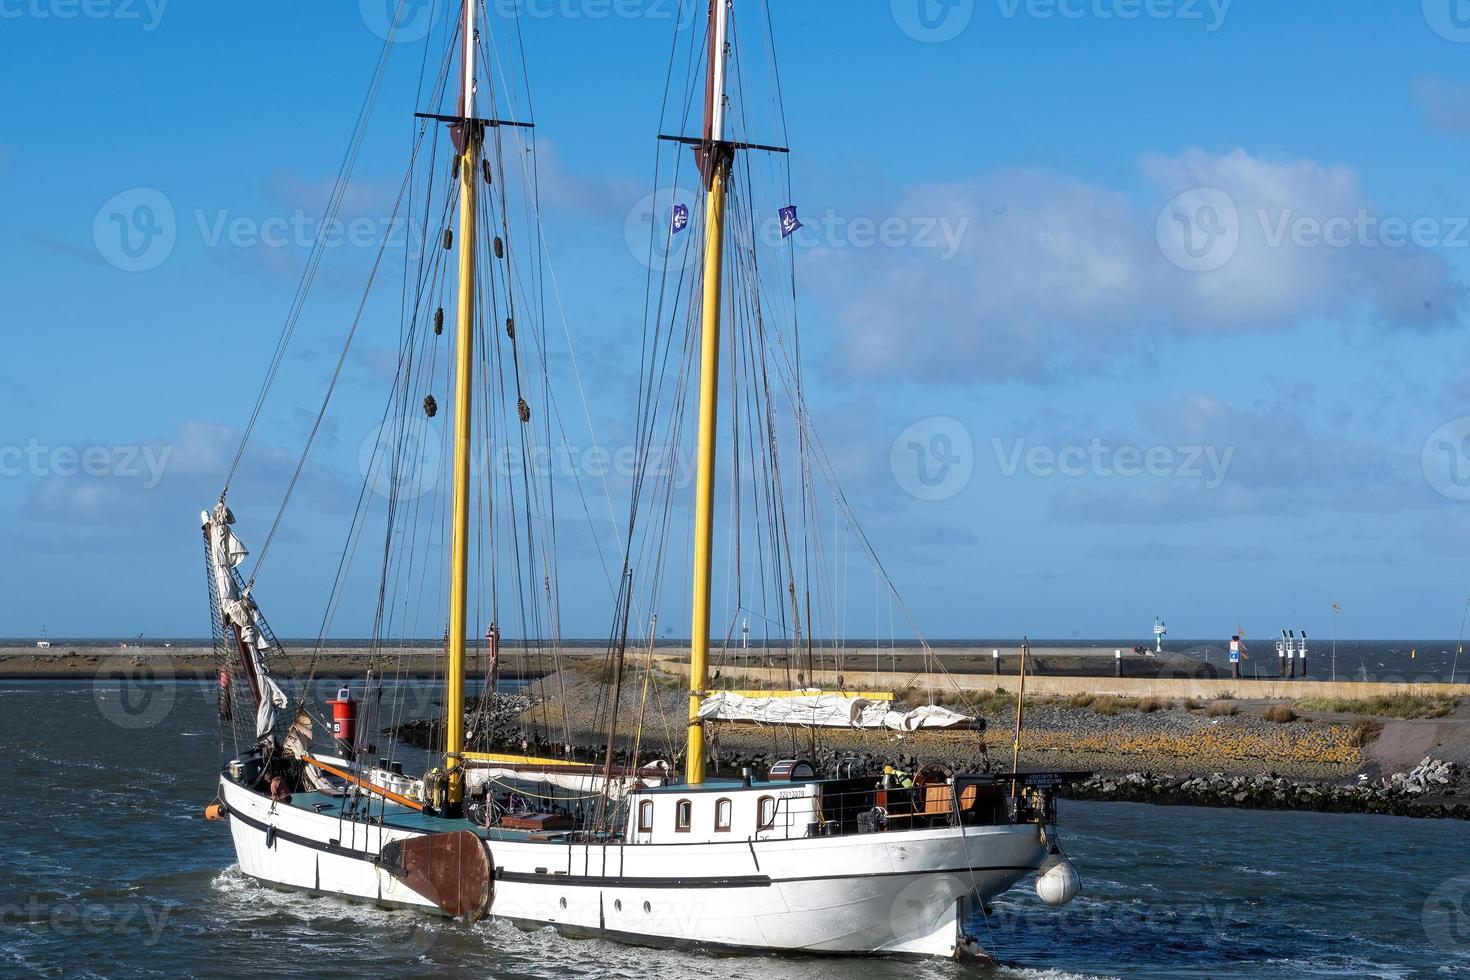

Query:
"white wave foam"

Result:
[[1228, 865, 1283, 877]]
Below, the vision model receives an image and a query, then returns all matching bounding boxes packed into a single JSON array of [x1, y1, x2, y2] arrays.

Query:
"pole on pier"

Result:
[[993, 648, 1001, 675], [1229, 635, 1241, 679], [1115, 649, 1122, 678], [1332, 602, 1342, 682]]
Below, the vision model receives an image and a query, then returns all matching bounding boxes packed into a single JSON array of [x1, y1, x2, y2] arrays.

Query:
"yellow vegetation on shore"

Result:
[[987, 723, 1362, 766]]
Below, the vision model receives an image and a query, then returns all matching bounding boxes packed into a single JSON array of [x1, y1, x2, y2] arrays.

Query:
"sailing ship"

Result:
[[202, 0, 1082, 958]]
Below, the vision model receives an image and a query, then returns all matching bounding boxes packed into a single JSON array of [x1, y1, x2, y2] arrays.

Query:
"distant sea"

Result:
[[7, 637, 1467, 684]]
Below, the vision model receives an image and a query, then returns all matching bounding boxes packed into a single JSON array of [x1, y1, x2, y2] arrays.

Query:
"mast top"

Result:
[[416, 112, 534, 130], [705, 0, 730, 143], [461, 0, 478, 118]]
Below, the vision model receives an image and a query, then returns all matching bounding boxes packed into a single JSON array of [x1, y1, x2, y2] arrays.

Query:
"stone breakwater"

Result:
[[1065, 758, 1468, 819], [389, 672, 1470, 819], [393, 691, 542, 749], [396, 678, 1359, 778]]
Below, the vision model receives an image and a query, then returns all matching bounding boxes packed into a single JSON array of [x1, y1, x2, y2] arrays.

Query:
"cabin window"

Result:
[[714, 797, 732, 832], [638, 800, 654, 833], [756, 795, 776, 830], [675, 799, 692, 832]]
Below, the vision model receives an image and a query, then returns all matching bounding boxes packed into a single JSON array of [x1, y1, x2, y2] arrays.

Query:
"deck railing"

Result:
[[756, 777, 1056, 841]]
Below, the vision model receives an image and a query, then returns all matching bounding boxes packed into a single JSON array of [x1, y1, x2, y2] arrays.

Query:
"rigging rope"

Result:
[[222, 17, 403, 492]]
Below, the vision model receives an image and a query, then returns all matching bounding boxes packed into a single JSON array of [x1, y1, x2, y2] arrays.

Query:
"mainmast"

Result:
[[444, 0, 480, 813], [686, 0, 733, 786]]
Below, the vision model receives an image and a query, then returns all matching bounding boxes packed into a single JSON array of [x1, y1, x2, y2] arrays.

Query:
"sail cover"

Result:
[[698, 692, 975, 732], [465, 768, 647, 800], [203, 503, 289, 740]]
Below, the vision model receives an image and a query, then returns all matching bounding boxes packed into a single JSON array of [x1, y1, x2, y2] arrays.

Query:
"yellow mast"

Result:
[[686, 0, 732, 786], [1012, 638, 1029, 777], [444, 0, 479, 812]]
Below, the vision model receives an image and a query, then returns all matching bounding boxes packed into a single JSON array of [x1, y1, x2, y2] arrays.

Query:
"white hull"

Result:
[[220, 778, 1047, 957]]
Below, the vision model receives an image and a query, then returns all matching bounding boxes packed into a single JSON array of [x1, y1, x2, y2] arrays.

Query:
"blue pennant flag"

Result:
[[778, 205, 802, 238], [670, 203, 689, 235]]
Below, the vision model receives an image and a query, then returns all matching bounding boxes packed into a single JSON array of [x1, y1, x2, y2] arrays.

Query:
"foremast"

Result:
[[687, 0, 733, 786], [445, 0, 480, 813]]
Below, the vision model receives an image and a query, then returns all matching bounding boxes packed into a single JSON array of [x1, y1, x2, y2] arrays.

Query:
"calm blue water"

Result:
[[1, 679, 1466, 979]]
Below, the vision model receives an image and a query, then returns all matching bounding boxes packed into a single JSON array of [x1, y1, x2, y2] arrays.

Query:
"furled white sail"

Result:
[[203, 503, 289, 740], [698, 692, 974, 732], [465, 768, 648, 800]]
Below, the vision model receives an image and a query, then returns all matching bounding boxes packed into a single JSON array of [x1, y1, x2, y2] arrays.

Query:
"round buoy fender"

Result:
[[1035, 853, 1081, 907]]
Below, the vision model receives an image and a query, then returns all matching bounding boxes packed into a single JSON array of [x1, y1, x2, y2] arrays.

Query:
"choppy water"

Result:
[[2, 679, 1467, 979]]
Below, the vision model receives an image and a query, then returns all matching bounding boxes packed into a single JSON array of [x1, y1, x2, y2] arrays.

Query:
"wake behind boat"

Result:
[[201, 0, 1083, 959]]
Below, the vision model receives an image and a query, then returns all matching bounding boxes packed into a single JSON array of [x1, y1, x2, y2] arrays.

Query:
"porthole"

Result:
[[643, 901, 652, 914], [559, 897, 567, 909], [614, 899, 623, 912]]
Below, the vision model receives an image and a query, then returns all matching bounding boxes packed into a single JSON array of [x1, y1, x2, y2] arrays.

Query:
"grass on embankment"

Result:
[[1059, 693, 1170, 715], [1294, 694, 1459, 720], [934, 687, 1016, 714], [1347, 718, 1382, 747]]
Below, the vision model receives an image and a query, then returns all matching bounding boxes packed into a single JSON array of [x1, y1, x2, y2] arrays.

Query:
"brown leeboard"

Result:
[[380, 830, 493, 920]]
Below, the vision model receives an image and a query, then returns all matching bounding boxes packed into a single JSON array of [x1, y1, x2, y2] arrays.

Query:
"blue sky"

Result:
[[4, 1, 1470, 642]]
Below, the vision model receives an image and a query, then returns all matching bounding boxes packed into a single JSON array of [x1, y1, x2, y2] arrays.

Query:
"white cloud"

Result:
[[1086, 541, 1276, 563], [1416, 77, 1470, 136], [816, 149, 1465, 384], [259, 171, 402, 220], [527, 140, 644, 221], [1041, 391, 1423, 526], [24, 478, 131, 522], [1148, 149, 1461, 329]]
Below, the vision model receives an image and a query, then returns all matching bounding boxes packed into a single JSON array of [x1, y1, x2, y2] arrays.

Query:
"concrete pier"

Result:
[[655, 657, 1470, 702]]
